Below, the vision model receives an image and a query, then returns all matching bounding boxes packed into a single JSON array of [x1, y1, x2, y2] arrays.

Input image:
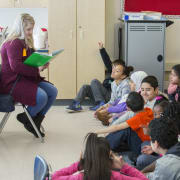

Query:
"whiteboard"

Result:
[[0, 8, 48, 34]]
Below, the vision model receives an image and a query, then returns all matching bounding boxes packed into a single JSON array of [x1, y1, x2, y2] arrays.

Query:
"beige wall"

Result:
[[166, 19, 180, 64], [105, 0, 121, 60], [165, 19, 180, 86]]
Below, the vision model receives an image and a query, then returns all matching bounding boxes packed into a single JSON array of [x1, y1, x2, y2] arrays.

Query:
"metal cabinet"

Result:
[[121, 20, 172, 90]]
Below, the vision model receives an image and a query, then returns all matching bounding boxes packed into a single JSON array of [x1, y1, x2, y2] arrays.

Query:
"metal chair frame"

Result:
[[0, 104, 44, 143]]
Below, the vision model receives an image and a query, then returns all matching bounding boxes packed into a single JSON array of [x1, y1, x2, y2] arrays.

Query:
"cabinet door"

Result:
[[0, 0, 14, 7], [77, 0, 105, 91], [48, 0, 77, 99]]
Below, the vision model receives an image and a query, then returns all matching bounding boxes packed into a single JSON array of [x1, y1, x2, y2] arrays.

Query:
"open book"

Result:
[[24, 49, 64, 67]]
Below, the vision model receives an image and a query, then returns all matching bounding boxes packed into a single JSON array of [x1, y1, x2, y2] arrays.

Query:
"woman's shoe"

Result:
[[24, 122, 45, 138], [16, 112, 29, 125], [17, 112, 45, 137]]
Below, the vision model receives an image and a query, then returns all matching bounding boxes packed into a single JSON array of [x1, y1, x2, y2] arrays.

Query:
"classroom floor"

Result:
[[0, 105, 103, 180]]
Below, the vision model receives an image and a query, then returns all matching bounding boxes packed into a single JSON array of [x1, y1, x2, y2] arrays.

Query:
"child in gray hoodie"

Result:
[[146, 116, 180, 180]]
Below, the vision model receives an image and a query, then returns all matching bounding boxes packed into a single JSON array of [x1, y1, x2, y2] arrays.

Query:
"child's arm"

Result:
[[107, 102, 127, 113], [96, 122, 129, 134], [168, 83, 178, 102], [141, 161, 156, 174], [120, 85, 131, 99], [52, 162, 79, 179], [111, 111, 134, 125], [168, 83, 177, 94], [112, 154, 148, 180], [99, 43, 112, 73], [120, 164, 149, 180]]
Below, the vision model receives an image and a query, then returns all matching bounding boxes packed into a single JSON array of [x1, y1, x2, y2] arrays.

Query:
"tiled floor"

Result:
[[0, 105, 103, 180]]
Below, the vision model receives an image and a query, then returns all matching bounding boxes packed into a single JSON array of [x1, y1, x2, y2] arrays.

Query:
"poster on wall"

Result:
[[124, 0, 180, 16]]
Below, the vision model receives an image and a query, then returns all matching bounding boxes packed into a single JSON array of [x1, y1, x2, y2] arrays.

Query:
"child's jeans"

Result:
[[106, 128, 142, 156]]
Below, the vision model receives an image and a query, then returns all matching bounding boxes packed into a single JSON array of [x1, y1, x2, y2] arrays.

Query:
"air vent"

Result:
[[147, 26, 163, 31], [130, 26, 145, 31]]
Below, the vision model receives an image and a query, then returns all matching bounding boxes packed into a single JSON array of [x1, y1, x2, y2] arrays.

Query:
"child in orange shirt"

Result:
[[96, 92, 153, 156]]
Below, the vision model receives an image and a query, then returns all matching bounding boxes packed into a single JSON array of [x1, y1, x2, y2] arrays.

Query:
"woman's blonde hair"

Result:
[[3, 13, 35, 48]]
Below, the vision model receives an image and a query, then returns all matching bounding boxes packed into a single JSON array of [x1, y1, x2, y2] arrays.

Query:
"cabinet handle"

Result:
[[80, 30, 84, 39], [70, 30, 73, 39]]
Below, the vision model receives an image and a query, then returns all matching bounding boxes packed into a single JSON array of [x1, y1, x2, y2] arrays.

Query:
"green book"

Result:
[[24, 49, 64, 67]]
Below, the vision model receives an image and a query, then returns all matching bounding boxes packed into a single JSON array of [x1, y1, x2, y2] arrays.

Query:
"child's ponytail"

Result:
[[124, 66, 134, 77]]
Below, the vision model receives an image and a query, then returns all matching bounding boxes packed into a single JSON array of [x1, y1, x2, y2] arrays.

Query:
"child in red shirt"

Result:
[[96, 92, 153, 155]]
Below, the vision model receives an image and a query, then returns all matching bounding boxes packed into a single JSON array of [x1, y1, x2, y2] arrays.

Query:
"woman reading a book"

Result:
[[0, 13, 58, 137]]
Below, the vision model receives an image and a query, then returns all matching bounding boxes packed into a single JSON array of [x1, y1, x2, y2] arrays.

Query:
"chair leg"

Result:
[[23, 107, 44, 143], [0, 112, 11, 134], [41, 125, 45, 134]]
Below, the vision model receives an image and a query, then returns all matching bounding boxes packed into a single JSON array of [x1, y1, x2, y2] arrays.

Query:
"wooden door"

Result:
[[48, 0, 77, 98], [77, 0, 105, 91]]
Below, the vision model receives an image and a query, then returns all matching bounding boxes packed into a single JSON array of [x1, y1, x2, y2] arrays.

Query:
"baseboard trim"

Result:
[[53, 99, 94, 106]]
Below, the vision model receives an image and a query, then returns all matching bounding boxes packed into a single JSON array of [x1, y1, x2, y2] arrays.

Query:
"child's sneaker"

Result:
[[89, 101, 105, 111], [66, 100, 83, 112]]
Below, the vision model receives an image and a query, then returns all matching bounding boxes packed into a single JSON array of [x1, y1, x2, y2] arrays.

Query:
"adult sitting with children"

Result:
[[0, 13, 58, 138]]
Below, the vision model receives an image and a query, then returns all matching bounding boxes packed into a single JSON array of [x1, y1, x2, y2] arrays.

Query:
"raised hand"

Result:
[[98, 41, 104, 49]]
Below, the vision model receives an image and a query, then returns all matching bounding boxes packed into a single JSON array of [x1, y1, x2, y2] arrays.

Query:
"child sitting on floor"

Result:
[[168, 64, 180, 102], [109, 76, 159, 127], [96, 92, 153, 157], [136, 97, 169, 170], [146, 116, 180, 180], [106, 71, 148, 126], [51, 133, 148, 180], [95, 63, 134, 123]]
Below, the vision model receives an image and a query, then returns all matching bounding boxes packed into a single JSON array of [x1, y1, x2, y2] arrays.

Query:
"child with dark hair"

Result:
[[51, 133, 148, 180], [163, 101, 180, 134], [108, 75, 160, 128], [94, 61, 133, 121], [136, 97, 169, 170], [146, 117, 180, 180], [141, 102, 180, 174], [168, 64, 180, 102], [96, 92, 153, 156], [66, 42, 113, 112], [141, 76, 159, 109], [67, 41, 130, 112], [99, 71, 148, 126]]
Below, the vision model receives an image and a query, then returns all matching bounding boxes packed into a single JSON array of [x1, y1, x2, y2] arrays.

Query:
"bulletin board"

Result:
[[124, 0, 180, 15]]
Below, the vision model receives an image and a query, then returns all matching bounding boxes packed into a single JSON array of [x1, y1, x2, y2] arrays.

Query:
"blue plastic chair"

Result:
[[34, 155, 52, 180]]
